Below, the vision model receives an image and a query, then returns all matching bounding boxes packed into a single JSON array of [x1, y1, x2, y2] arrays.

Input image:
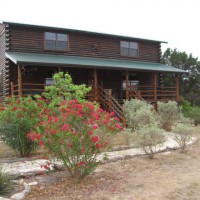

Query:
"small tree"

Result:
[[172, 123, 193, 153], [42, 72, 91, 105], [157, 101, 181, 131]]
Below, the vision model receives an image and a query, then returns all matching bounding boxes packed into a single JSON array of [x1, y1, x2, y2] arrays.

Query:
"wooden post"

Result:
[[154, 73, 157, 100], [94, 68, 98, 101], [18, 64, 22, 97], [11, 82, 14, 97], [108, 89, 112, 111], [176, 74, 180, 100], [125, 70, 129, 100]]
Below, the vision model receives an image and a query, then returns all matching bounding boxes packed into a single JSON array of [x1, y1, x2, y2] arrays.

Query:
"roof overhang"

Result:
[[6, 52, 187, 73]]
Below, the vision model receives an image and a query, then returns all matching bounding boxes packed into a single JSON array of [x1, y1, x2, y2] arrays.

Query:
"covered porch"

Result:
[[6, 52, 185, 104]]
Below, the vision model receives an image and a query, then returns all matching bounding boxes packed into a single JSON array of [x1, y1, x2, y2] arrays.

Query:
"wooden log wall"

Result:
[[9, 25, 161, 63], [0, 24, 11, 100]]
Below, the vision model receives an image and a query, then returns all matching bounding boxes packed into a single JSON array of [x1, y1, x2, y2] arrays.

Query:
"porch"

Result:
[[6, 52, 186, 122]]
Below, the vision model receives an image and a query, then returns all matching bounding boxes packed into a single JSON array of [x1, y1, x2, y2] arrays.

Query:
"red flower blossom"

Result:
[[81, 148, 85, 153], [61, 124, 70, 131], [95, 143, 101, 149], [88, 131, 93, 135], [39, 140, 44, 146], [77, 161, 85, 166], [91, 136, 99, 144], [92, 125, 98, 129]]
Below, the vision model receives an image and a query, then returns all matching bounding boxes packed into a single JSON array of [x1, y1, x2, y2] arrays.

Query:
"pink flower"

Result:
[[77, 161, 85, 166], [72, 130, 76, 135]]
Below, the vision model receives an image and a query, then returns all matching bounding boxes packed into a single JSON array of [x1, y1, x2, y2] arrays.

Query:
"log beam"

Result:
[[125, 70, 129, 100], [176, 74, 180, 101], [18, 64, 22, 97], [154, 72, 157, 100]]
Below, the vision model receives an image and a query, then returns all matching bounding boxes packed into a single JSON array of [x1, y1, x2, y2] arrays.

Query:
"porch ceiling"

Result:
[[6, 52, 186, 73]]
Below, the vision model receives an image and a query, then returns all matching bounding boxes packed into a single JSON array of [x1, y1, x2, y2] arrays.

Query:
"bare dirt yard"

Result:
[[22, 137, 200, 200]]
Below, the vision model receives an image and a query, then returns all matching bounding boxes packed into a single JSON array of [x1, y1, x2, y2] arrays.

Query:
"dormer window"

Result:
[[120, 41, 139, 57], [44, 32, 68, 51]]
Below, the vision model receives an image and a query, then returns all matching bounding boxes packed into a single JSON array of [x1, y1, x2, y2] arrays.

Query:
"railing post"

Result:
[[18, 64, 22, 97], [93, 68, 98, 101], [11, 82, 14, 97], [154, 72, 157, 100], [176, 74, 180, 100], [125, 70, 129, 100], [108, 89, 112, 111]]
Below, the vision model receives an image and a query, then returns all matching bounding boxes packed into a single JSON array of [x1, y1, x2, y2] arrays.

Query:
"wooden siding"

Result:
[[0, 24, 10, 99], [9, 25, 161, 63]]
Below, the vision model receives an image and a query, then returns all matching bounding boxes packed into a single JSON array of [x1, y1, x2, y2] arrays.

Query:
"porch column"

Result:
[[18, 64, 22, 97], [94, 68, 98, 101], [176, 74, 180, 101], [125, 70, 129, 100], [154, 72, 157, 100]]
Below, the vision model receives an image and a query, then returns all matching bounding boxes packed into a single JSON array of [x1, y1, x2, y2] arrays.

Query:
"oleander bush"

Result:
[[0, 97, 43, 157], [28, 100, 123, 179]]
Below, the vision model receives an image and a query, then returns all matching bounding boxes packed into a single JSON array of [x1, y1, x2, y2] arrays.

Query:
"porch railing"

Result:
[[128, 85, 177, 101]]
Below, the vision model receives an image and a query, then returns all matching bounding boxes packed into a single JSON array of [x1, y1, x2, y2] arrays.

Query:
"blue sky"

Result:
[[1, 0, 200, 58]]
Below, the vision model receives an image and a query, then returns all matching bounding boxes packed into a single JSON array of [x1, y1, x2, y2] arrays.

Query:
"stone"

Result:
[[11, 190, 29, 200], [0, 197, 11, 200], [27, 182, 38, 186]]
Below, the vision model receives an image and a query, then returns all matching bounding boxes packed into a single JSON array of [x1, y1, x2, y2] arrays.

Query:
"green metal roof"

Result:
[[6, 52, 186, 73], [1, 21, 167, 44]]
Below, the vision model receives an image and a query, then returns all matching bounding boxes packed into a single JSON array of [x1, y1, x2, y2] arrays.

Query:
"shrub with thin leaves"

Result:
[[124, 99, 157, 131], [172, 123, 193, 153], [0, 97, 43, 157], [157, 101, 181, 131], [134, 124, 165, 159], [0, 167, 15, 197]]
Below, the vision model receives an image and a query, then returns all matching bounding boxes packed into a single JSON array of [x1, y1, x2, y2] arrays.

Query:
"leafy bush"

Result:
[[0, 97, 42, 157], [172, 123, 193, 153], [157, 101, 181, 131], [124, 99, 157, 131], [0, 168, 15, 197], [134, 124, 165, 159], [27, 100, 122, 179], [42, 72, 91, 105], [182, 100, 200, 125]]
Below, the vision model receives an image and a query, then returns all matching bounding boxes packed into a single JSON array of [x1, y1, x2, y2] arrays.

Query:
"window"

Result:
[[120, 41, 139, 57], [45, 32, 68, 51]]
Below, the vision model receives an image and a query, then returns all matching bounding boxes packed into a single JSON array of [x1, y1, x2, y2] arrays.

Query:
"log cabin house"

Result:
[[0, 21, 186, 122]]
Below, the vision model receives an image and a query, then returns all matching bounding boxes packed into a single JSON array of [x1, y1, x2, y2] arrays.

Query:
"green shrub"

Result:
[[134, 124, 165, 159], [182, 100, 200, 125], [41, 72, 91, 105], [124, 99, 157, 131], [0, 97, 42, 157], [0, 168, 15, 197], [28, 100, 122, 179], [157, 101, 181, 131], [172, 123, 193, 153]]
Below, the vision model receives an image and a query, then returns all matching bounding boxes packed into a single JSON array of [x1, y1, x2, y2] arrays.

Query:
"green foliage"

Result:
[[0, 97, 41, 157], [28, 100, 122, 179], [42, 72, 91, 106], [123, 99, 157, 131], [134, 124, 165, 159], [161, 48, 200, 105], [172, 123, 193, 153], [0, 168, 15, 197], [157, 101, 181, 131], [182, 100, 200, 125]]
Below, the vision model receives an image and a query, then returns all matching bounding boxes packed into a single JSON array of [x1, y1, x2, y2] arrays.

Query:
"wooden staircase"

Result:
[[97, 86, 125, 124]]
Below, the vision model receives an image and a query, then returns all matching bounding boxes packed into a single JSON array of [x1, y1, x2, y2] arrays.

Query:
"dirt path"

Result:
[[25, 140, 200, 200]]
